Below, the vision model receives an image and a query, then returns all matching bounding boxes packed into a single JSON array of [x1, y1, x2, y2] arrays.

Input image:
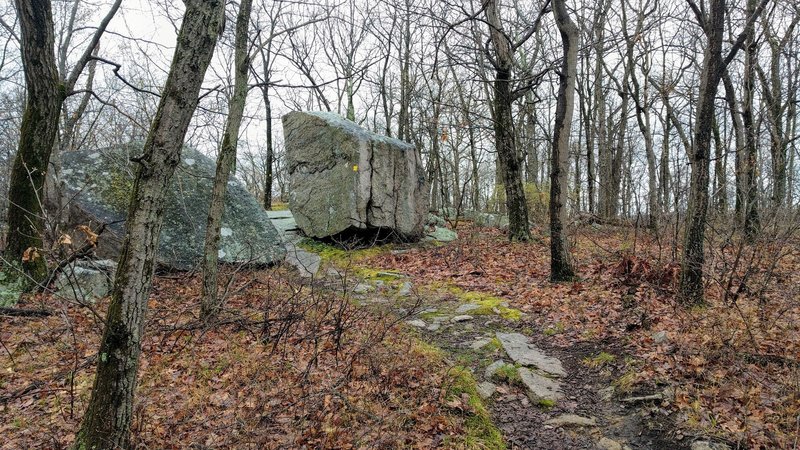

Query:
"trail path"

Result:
[[269, 211, 719, 450]]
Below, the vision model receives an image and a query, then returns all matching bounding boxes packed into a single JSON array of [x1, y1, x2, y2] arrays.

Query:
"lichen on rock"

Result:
[[58, 143, 285, 270]]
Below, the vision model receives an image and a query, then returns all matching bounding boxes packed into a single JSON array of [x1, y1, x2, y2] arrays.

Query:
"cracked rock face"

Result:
[[283, 111, 428, 240], [59, 144, 286, 270]]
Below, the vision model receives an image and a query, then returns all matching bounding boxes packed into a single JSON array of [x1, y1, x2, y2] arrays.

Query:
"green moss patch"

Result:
[[537, 398, 556, 409], [492, 363, 524, 387], [444, 366, 506, 449], [583, 351, 615, 369], [442, 286, 522, 321], [298, 238, 389, 265], [543, 322, 566, 336]]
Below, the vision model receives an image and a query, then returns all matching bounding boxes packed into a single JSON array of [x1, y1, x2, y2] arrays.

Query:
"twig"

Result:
[[0, 307, 52, 317]]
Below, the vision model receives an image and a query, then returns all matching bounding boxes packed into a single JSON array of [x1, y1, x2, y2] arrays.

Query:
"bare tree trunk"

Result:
[[679, 0, 726, 305], [550, 0, 577, 281], [659, 116, 672, 212], [592, 0, 612, 219], [4, 0, 62, 284], [625, 3, 658, 229], [5, 0, 120, 286], [712, 116, 728, 214], [483, 0, 531, 241], [262, 85, 274, 209], [72, 1, 224, 447], [678, 0, 766, 304], [722, 73, 747, 225], [742, 0, 761, 240], [201, 0, 252, 322]]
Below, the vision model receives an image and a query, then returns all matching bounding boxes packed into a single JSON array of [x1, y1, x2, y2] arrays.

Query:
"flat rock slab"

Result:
[[397, 281, 413, 296], [456, 303, 481, 314], [477, 381, 497, 399], [470, 337, 492, 350], [496, 332, 566, 377], [597, 437, 627, 450], [518, 367, 563, 402], [544, 414, 597, 428], [485, 360, 509, 379], [406, 319, 426, 328]]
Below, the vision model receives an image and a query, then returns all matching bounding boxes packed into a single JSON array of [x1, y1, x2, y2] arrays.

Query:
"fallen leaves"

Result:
[[366, 223, 800, 448], [0, 267, 462, 448]]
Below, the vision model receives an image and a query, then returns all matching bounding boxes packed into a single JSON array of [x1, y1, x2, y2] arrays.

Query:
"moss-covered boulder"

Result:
[[58, 144, 285, 270], [283, 111, 428, 241]]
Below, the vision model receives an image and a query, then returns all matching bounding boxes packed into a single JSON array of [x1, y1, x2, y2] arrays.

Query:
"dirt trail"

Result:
[[336, 267, 687, 450]]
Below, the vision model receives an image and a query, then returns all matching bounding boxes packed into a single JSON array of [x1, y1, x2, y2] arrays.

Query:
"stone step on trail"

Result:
[[496, 332, 566, 377], [518, 367, 563, 403]]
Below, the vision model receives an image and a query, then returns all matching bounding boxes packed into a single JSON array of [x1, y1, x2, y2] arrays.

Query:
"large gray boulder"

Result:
[[58, 144, 285, 270], [282, 111, 428, 240]]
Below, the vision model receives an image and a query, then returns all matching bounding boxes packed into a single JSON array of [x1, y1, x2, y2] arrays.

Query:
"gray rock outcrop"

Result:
[[282, 111, 428, 240], [55, 259, 116, 302], [59, 144, 285, 270]]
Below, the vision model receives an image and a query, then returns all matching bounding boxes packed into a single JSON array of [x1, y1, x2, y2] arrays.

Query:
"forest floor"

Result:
[[1, 222, 798, 449]]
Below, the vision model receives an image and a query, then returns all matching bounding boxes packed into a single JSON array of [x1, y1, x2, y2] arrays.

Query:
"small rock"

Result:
[[690, 441, 731, 450], [477, 381, 497, 399], [519, 367, 563, 402], [424, 226, 458, 242], [352, 283, 374, 294], [406, 319, 426, 328], [598, 386, 615, 402], [597, 437, 623, 450], [451, 315, 474, 323], [426, 323, 441, 332], [376, 271, 407, 279], [620, 393, 663, 404], [470, 337, 492, 350], [397, 281, 413, 297], [652, 330, 669, 344], [544, 413, 597, 427], [456, 303, 481, 314], [55, 263, 113, 302], [484, 360, 507, 379]]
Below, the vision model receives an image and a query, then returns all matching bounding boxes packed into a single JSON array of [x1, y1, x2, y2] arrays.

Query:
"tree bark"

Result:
[[72, 1, 225, 447], [5, 0, 120, 286], [201, 0, 252, 322], [483, 0, 531, 241], [741, 0, 760, 240], [4, 0, 62, 284], [679, 0, 727, 305], [678, 0, 766, 304], [624, 4, 659, 229], [550, 0, 578, 281]]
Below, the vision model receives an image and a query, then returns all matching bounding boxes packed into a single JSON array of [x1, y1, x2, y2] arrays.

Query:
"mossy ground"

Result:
[[437, 284, 522, 321], [444, 366, 506, 449], [298, 238, 389, 265], [583, 351, 616, 369]]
